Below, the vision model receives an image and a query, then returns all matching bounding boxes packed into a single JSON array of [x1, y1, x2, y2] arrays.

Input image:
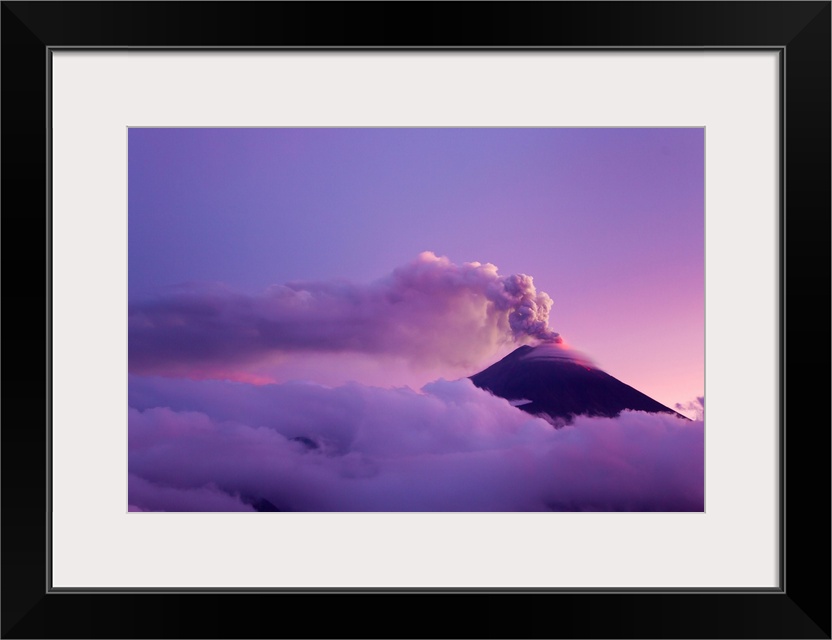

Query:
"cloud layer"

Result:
[[129, 376, 703, 512], [129, 252, 560, 379]]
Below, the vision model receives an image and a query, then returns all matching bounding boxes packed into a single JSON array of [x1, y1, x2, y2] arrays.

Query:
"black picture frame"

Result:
[[2, 2, 829, 638]]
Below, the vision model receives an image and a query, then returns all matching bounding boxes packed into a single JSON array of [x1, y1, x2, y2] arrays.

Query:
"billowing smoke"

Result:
[[129, 252, 560, 378], [129, 376, 703, 512], [502, 273, 560, 342]]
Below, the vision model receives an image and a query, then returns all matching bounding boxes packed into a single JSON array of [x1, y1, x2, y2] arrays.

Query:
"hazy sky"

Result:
[[129, 127, 704, 411]]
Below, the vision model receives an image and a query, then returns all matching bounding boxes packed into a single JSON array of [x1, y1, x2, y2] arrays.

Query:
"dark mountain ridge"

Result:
[[470, 345, 688, 424]]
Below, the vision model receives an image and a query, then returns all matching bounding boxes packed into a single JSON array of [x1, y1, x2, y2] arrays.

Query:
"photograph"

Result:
[[127, 127, 705, 512]]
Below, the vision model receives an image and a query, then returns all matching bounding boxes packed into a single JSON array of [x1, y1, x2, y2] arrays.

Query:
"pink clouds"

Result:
[[129, 252, 560, 381], [128, 475, 255, 512], [675, 396, 705, 421], [128, 377, 703, 512]]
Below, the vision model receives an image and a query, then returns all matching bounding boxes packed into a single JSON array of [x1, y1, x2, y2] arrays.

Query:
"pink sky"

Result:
[[129, 127, 703, 414]]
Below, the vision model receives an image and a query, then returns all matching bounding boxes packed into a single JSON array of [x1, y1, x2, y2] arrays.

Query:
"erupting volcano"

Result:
[[471, 343, 688, 424]]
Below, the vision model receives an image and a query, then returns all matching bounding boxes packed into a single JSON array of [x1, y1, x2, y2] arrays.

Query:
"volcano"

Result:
[[470, 344, 687, 424]]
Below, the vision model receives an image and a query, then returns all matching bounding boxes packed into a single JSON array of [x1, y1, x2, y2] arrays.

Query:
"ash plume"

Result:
[[129, 252, 561, 377]]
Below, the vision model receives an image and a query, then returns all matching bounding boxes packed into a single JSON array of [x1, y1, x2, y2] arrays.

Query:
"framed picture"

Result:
[[2, 2, 829, 638]]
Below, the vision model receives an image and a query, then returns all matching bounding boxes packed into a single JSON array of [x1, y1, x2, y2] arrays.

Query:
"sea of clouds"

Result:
[[128, 376, 703, 512]]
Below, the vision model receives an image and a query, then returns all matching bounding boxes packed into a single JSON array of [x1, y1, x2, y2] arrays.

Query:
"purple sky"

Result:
[[129, 128, 704, 411]]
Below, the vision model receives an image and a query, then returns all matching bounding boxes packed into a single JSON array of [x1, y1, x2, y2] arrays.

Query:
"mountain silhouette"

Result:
[[470, 344, 688, 424]]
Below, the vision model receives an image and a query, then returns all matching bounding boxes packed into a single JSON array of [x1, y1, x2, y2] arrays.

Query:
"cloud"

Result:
[[129, 252, 560, 379], [675, 396, 705, 421], [128, 474, 254, 512], [129, 376, 703, 512]]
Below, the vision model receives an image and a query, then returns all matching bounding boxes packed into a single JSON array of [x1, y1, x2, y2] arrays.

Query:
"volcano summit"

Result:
[[470, 344, 687, 424]]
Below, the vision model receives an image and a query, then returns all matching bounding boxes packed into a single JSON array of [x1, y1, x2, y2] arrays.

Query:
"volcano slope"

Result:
[[470, 345, 688, 425]]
